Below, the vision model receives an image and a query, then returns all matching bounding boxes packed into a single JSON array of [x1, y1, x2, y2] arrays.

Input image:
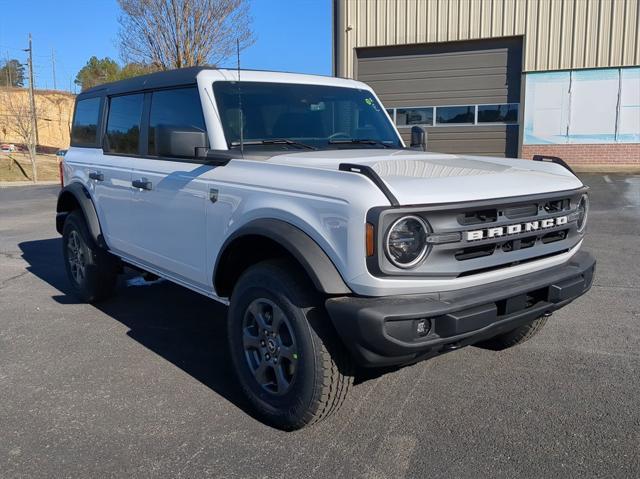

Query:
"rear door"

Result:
[[127, 87, 211, 289], [68, 95, 134, 253]]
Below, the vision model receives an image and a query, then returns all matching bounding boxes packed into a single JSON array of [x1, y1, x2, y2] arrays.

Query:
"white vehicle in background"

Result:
[[56, 67, 595, 430]]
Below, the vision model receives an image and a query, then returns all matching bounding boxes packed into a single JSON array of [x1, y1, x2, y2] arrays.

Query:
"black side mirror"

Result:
[[410, 125, 427, 151], [156, 126, 208, 158]]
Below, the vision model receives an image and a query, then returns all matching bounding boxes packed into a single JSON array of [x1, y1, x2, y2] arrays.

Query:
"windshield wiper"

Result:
[[231, 138, 316, 150], [328, 138, 392, 148]]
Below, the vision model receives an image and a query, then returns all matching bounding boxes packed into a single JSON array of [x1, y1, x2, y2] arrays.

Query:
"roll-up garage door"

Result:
[[355, 38, 523, 157]]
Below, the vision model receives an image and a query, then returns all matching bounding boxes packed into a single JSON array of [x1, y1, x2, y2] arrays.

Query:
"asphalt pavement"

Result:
[[0, 174, 638, 478]]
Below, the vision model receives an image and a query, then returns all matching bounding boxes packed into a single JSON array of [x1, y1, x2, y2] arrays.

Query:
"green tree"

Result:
[[0, 59, 26, 87], [74, 57, 121, 91], [74, 57, 158, 91]]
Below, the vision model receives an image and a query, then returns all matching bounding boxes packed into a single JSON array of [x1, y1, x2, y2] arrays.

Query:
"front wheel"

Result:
[[227, 260, 353, 430]]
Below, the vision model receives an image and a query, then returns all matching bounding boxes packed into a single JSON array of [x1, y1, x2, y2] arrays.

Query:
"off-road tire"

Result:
[[62, 210, 118, 303], [227, 259, 353, 430], [476, 316, 549, 351]]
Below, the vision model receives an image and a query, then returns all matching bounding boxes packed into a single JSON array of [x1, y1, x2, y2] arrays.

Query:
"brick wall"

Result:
[[521, 143, 640, 171]]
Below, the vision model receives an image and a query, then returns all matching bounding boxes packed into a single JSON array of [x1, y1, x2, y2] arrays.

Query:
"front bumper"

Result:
[[326, 251, 596, 367]]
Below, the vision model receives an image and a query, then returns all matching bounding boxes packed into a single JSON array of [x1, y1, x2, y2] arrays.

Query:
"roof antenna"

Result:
[[236, 38, 244, 157]]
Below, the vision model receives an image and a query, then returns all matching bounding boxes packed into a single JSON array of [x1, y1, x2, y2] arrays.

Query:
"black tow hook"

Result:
[[543, 311, 553, 318]]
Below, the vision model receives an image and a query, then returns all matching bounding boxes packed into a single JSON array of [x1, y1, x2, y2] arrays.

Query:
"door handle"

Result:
[[132, 178, 153, 190], [88, 171, 104, 181]]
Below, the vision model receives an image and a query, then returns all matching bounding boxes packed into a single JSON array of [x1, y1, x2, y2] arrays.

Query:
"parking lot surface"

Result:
[[1, 174, 639, 478]]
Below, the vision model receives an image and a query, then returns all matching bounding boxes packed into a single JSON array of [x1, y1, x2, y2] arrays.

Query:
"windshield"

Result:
[[212, 81, 403, 150]]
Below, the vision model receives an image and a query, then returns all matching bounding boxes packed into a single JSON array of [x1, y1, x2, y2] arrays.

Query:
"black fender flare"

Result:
[[214, 218, 351, 296], [56, 182, 107, 248]]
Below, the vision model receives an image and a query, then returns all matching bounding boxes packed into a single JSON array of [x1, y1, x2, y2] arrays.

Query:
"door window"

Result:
[[148, 87, 207, 156], [105, 94, 144, 155]]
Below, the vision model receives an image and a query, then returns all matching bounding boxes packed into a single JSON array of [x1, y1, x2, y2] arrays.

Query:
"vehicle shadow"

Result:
[[18, 237, 258, 421]]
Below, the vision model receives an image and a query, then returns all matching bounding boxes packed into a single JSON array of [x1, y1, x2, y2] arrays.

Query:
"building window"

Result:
[[619, 68, 640, 142], [477, 104, 519, 123], [388, 103, 520, 127], [105, 94, 144, 155], [524, 67, 640, 144], [396, 107, 433, 126], [435, 106, 474, 124]]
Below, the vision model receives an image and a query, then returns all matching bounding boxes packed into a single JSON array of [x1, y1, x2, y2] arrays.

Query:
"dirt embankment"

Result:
[[0, 88, 75, 150]]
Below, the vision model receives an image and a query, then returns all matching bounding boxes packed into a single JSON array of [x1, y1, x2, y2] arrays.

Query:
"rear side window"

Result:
[[71, 97, 101, 146], [105, 94, 144, 155], [148, 87, 206, 156]]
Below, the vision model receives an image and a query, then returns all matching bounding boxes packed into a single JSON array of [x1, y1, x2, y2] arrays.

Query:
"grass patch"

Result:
[[0, 153, 60, 182]]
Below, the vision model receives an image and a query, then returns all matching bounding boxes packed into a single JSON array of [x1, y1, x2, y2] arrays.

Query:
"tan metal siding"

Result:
[[334, 0, 640, 78]]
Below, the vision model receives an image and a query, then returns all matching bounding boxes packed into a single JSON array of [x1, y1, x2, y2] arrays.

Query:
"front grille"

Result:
[[457, 208, 498, 225], [457, 249, 571, 277], [371, 188, 586, 278]]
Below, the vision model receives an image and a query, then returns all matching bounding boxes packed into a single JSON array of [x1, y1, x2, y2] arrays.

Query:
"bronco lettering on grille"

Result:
[[466, 216, 568, 241]]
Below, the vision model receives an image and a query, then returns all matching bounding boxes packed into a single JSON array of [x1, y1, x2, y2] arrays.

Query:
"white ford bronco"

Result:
[[57, 67, 595, 430]]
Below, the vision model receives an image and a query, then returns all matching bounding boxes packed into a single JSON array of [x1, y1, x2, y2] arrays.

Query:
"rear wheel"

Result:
[[62, 210, 119, 303], [476, 315, 549, 350], [227, 259, 353, 430]]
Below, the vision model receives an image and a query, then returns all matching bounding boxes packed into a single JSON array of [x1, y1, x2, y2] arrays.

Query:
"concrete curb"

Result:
[[0, 181, 60, 188]]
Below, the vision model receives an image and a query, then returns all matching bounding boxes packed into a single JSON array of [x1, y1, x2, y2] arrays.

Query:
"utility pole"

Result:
[[23, 33, 39, 182], [4, 52, 12, 86], [24, 33, 39, 146], [51, 48, 57, 90]]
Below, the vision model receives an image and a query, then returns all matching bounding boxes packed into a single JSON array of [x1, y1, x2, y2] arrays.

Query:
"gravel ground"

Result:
[[0, 174, 638, 478]]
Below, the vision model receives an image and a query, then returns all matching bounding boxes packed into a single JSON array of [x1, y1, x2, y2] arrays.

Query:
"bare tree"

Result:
[[0, 90, 42, 182], [117, 0, 254, 70]]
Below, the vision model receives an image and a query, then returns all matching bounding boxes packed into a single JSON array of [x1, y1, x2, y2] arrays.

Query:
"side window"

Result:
[[105, 94, 144, 155], [148, 87, 206, 157], [71, 97, 101, 146]]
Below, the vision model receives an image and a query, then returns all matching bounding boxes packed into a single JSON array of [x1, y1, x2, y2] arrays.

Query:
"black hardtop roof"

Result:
[[75, 66, 344, 100], [77, 66, 213, 99]]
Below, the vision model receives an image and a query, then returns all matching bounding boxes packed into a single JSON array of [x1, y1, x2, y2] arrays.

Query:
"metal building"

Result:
[[333, 0, 640, 168]]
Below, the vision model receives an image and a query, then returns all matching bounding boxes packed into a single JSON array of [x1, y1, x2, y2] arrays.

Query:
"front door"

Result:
[[128, 159, 210, 288], [126, 87, 211, 289]]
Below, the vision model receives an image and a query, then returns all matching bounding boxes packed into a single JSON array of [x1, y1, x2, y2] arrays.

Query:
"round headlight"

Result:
[[576, 194, 589, 233], [385, 216, 430, 268]]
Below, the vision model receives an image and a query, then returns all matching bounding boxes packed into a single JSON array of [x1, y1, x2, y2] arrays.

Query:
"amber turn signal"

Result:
[[366, 223, 375, 256]]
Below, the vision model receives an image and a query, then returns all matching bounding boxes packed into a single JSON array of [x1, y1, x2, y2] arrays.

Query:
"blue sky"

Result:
[[0, 0, 332, 92]]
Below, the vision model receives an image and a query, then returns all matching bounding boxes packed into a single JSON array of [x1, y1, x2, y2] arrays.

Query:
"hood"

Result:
[[266, 149, 583, 205]]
